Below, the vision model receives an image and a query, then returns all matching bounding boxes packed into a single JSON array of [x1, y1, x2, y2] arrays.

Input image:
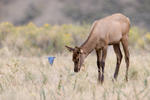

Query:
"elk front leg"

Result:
[[100, 46, 108, 83], [96, 49, 102, 83]]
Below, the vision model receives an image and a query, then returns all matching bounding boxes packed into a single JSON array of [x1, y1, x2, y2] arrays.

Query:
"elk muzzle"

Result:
[[74, 64, 81, 72]]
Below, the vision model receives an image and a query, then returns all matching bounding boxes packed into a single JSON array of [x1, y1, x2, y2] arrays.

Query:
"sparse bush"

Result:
[[145, 33, 150, 43], [137, 39, 145, 49], [0, 22, 149, 56], [129, 26, 149, 49]]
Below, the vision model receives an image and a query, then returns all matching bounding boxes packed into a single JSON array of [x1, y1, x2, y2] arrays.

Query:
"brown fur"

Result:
[[66, 13, 130, 83]]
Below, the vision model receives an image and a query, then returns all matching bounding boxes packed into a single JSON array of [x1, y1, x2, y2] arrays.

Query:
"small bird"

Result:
[[48, 57, 56, 65]]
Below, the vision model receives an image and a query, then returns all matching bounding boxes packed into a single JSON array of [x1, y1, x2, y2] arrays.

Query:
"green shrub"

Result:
[[0, 22, 149, 56], [145, 33, 150, 43]]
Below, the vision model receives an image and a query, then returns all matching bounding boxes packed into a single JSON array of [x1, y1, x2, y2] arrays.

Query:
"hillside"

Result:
[[0, 0, 150, 29]]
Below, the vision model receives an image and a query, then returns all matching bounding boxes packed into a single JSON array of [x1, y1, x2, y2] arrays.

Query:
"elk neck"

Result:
[[80, 34, 97, 57], [80, 21, 97, 58]]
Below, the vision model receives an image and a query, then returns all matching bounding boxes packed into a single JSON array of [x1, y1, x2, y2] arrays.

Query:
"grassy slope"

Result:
[[0, 48, 150, 100]]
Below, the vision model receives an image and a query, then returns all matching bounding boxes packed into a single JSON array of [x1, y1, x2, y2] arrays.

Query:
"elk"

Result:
[[65, 13, 130, 83]]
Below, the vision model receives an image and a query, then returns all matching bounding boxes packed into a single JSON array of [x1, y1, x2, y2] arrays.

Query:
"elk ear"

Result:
[[65, 45, 74, 52]]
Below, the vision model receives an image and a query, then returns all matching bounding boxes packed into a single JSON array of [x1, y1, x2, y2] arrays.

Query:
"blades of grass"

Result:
[[133, 84, 139, 100], [117, 91, 120, 100], [58, 76, 62, 91], [92, 85, 96, 100], [73, 79, 77, 90], [50, 91, 56, 100], [0, 82, 3, 93], [118, 89, 128, 99], [142, 88, 150, 99], [137, 79, 147, 96], [103, 88, 107, 100], [40, 88, 46, 100]]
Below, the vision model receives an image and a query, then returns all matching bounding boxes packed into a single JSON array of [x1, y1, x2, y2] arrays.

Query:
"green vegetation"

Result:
[[0, 22, 150, 56]]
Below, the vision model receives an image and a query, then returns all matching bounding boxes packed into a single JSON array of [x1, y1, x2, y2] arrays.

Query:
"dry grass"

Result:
[[0, 48, 150, 100]]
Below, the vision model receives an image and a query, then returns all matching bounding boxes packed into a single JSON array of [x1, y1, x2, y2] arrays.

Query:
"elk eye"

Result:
[[77, 51, 80, 54]]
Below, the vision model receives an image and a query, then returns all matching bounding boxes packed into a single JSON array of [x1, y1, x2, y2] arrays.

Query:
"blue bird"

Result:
[[48, 57, 56, 65]]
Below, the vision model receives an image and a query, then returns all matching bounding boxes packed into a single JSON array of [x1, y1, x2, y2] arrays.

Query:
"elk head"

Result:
[[65, 45, 85, 72]]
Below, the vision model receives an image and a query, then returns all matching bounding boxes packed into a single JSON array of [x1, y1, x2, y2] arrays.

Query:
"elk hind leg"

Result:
[[113, 43, 123, 80], [121, 37, 129, 81]]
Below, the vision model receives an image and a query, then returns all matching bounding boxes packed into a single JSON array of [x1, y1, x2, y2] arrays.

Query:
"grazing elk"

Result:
[[66, 13, 130, 83]]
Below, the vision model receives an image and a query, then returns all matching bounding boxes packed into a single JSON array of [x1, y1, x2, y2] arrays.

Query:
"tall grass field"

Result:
[[0, 23, 150, 100]]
